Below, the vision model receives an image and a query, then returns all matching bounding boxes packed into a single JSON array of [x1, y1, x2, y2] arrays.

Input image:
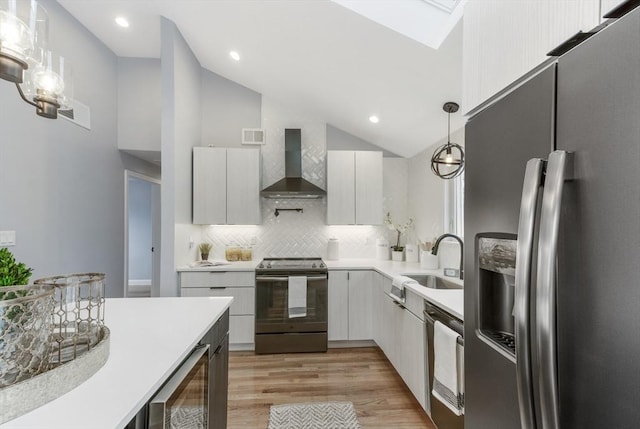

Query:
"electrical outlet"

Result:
[[0, 231, 16, 247], [250, 236, 258, 245]]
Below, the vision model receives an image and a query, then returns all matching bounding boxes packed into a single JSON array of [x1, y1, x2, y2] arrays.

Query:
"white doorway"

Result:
[[124, 171, 161, 298]]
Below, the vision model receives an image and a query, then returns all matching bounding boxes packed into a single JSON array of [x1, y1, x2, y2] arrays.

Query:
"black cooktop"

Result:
[[256, 257, 327, 272]]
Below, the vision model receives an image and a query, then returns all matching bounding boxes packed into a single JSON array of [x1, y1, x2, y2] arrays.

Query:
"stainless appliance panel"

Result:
[[424, 302, 464, 429], [464, 64, 556, 429], [255, 275, 328, 328], [254, 332, 328, 354], [255, 259, 328, 354], [554, 9, 640, 427], [148, 345, 209, 429], [210, 334, 229, 429]]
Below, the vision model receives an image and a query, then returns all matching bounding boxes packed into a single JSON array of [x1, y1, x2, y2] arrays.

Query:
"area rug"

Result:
[[268, 401, 361, 429]]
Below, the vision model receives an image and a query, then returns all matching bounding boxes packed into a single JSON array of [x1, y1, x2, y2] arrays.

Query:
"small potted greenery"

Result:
[[198, 242, 212, 261], [384, 212, 414, 261], [0, 248, 34, 300]]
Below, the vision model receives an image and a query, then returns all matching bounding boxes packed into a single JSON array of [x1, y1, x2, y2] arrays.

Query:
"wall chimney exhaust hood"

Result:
[[261, 129, 326, 199]]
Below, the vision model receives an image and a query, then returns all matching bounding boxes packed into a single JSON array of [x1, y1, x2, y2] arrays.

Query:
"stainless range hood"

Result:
[[261, 129, 326, 199]]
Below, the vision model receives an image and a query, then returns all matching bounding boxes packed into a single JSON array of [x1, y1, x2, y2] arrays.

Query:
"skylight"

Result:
[[331, 0, 466, 49]]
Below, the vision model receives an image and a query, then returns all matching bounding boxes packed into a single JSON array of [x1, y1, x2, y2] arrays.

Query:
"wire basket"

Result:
[[0, 284, 55, 388], [34, 273, 106, 366]]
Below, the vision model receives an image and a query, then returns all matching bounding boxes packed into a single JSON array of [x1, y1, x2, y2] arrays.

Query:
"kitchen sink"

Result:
[[405, 274, 463, 290]]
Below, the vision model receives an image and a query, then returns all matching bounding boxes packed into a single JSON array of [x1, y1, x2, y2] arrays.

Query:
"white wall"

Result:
[[200, 70, 262, 147], [160, 18, 203, 296], [407, 127, 465, 269], [118, 58, 161, 153], [0, 0, 157, 297]]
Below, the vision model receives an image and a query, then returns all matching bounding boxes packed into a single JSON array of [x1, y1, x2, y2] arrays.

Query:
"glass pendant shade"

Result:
[[0, 0, 48, 83], [22, 48, 72, 117]]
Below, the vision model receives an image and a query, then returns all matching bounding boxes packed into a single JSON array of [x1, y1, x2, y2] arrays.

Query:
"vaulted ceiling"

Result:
[[57, 0, 464, 158]]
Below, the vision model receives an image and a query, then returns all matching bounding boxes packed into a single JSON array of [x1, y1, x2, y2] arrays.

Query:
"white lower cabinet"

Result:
[[348, 271, 373, 340], [328, 271, 349, 341], [327, 269, 429, 411], [378, 274, 428, 410], [179, 271, 255, 347], [328, 270, 373, 341]]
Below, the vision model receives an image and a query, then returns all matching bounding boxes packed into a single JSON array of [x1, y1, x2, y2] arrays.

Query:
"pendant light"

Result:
[[431, 101, 464, 179], [0, 0, 72, 119]]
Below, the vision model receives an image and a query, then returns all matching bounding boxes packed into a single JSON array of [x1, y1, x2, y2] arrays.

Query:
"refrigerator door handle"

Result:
[[536, 150, 573, 429], [515, 158, 545, 429]]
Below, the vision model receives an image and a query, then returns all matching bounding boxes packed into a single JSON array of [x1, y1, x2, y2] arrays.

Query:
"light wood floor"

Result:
[[227, 347, 436, 429]]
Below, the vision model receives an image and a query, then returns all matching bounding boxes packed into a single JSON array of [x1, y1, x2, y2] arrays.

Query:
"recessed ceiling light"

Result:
[[369, 115, 380, 124], [229, 51, 240, 61], [115, 16, 130, 28]]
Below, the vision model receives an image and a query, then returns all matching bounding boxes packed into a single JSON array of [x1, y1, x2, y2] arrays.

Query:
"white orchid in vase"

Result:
[[384, 212, 414, 252]]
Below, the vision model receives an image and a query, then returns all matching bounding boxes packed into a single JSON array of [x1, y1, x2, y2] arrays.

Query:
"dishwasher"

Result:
[[424, 301, 464, 429]]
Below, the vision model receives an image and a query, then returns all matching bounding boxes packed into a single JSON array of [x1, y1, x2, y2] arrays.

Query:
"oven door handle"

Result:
[[255, 275, 328, 282]]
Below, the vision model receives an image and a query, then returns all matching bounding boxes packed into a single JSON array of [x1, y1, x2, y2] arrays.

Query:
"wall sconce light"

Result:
[[0, 0, 72, 119], [431, 102, 465, 179]]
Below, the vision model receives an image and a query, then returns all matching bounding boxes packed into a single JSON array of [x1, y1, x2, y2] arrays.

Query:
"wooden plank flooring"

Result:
[[228, 347, 436, 428]]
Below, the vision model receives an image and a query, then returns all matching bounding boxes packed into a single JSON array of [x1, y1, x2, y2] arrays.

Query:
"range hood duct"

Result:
[[261, 129, 326, 199]]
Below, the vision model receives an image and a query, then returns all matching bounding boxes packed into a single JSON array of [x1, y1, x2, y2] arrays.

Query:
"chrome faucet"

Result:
[[431, 234, 464, 280]]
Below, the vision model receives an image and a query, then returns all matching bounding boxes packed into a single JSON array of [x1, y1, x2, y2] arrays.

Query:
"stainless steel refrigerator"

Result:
[[464, 7, 640, 429]]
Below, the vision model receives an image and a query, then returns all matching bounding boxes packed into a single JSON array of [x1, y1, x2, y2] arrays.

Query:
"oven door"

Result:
[[148, 344, 209, 429], [255, 274, 328, 333]]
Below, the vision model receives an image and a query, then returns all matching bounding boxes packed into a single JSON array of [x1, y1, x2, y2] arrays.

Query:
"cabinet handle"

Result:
[[390, 298, 405, 310], [209, 287, 227, 290]]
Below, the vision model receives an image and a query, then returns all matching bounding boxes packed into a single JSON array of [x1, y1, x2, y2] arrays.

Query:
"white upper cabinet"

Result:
[[327, 150, 383, 225], [354, 151, 383, 225], [193, 147, 261, 225], [462, 0, 601, 114], [226, 148, 261, 225], [193, 147, 226, 225]]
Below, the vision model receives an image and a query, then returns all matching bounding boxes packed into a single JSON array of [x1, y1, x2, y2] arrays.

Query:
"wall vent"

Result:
[[242, 128, 265, 145], [59, 98, 91, 130]]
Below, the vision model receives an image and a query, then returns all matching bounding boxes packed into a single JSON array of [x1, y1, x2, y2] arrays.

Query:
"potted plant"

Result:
[[0, 248, 33, 300], [384, 213, 414, 261], [198, 242, 212, 261]]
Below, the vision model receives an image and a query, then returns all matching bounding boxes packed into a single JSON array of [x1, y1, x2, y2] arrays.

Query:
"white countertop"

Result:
[[1, 297, 233, 429], [325, 259, 464, 319], [177, 258, 464, 320], [177, 260, 258, 271]]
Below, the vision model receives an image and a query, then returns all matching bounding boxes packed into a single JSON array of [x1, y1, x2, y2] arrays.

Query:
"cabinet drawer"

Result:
[[180, 271, 255, 288], [230, 315, 254, 344], [181, 287, 255, 316]]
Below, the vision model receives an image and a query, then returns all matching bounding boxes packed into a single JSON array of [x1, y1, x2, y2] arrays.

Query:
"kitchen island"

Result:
[[0, 297, 233, 429]]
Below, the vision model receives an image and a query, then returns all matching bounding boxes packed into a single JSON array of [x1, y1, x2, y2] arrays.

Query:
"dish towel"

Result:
[[288, 276, 307, 318], [432, 321, 464, 416], [390, 275, 417, 304]]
